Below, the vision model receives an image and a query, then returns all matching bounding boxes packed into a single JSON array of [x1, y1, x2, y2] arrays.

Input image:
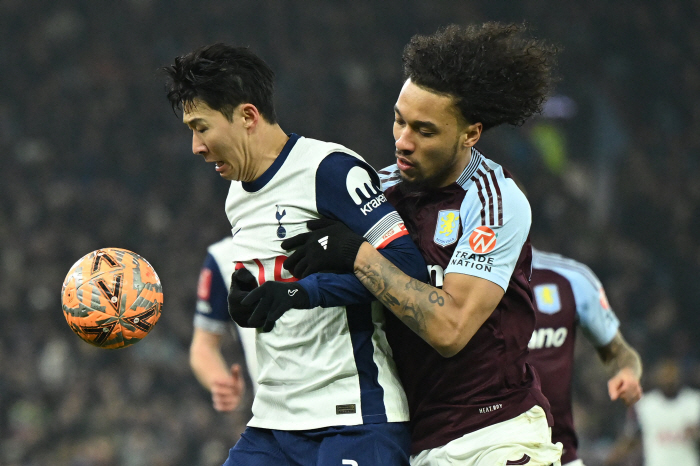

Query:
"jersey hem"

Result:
[[248, 411, 409, 431]]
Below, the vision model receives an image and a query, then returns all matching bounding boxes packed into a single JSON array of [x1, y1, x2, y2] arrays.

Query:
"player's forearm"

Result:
[[189, 344, 230, 391], [300, 236, 427, 309], [598, 331, 643, 379], [353, 243, 477, 357]]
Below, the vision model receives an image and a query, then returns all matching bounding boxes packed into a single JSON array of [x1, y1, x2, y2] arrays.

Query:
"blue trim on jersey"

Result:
[[242, 133, 301, 192], [345, 303, 388, 423], [296, 151, 427, 308], [196, 253, 230, 322], [315, 152, 389, 234], [298, 235, 427, 308]]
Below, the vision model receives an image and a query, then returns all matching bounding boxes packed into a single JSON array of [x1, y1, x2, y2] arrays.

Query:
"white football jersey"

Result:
[[193, 237, 258, 390], [635, 388, 700, 466], [225, 134, 409, 431]]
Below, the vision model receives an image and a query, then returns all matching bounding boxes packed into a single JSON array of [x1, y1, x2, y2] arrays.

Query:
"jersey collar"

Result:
[[242, 133, 301, 192], [456, 147, 485, 190]]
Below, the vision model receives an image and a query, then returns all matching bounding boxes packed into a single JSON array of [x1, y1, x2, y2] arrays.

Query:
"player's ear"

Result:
[[240, 103, 260, 130], [461, 122, 482, 149]]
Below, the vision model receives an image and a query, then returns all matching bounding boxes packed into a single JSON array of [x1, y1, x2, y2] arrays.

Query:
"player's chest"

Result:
[[392, 189, 467, 267], [642, 396, 700, 430], [225, 190, 317, 260], [530, 271, 577, 329]]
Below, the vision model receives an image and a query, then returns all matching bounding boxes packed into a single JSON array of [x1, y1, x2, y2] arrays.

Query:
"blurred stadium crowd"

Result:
[[1, 0, 699, 464]]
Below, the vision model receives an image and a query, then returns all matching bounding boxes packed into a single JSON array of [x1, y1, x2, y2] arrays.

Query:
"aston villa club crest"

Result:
[[434, 210, 460, 247], [534, 284, 561, 314]]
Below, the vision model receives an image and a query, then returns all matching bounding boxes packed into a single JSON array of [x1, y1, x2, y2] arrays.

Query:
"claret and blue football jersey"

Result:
[[529, 248, 620, 464], [378, 147, 552, 455]]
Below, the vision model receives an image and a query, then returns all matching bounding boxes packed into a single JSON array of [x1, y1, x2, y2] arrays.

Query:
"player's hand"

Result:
[[608, 367, 643, 406], [281, 218, 367, 278], [228, 268, 259, 328], [211, 363, 245, 412], [241, 281, 310, 332]]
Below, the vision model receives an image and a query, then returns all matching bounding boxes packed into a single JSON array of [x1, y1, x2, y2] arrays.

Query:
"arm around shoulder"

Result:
[[354, 243, 503, 357]]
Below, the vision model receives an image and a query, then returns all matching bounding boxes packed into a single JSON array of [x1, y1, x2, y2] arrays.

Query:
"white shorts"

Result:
[[563, 460, 585, 466], [410, 406, 563, 466]]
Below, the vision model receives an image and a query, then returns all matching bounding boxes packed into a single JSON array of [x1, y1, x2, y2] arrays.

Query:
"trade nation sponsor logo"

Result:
[[469, 226, 497, 253]]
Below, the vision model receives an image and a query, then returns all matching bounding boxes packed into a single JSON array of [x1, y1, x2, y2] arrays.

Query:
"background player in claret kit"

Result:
[[606, 358, 700, 466], [164, 43, 427, 466], [281, 23, 563, 465], [190, 237, 258, 412], [528, 248, 643, 466]]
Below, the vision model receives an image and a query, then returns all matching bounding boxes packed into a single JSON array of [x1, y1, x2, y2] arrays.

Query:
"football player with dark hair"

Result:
[[282, 23, 563, 465], [165, 43, 428, 466]]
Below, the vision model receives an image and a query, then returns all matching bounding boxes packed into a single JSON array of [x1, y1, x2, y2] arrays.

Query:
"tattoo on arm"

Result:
[[355, 258, 445, 341], [598, 332, 643, 379]]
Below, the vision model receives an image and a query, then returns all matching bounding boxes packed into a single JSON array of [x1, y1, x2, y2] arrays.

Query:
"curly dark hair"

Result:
[[163, 43, 277, 123], [403, 23, 558, 130]]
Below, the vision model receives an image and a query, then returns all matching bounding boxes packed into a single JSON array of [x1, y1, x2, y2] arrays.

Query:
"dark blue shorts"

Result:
[[222, 422, 411, 466]]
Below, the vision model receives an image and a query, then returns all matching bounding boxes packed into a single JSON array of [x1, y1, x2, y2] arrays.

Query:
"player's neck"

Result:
[[438, 146, 473, 188], [250, 124, 290, 181]]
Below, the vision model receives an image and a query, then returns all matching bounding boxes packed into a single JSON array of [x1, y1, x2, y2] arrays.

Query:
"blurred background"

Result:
[[1, 0, 699, 464]]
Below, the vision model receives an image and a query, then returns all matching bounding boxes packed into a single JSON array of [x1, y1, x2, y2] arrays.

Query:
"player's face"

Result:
[[183, 100, 250, 181], [393, 79, 480, 189]]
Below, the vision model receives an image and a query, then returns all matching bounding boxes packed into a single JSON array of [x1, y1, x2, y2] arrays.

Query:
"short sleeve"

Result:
[[193, 253, 230, 334], [445, 176, 531, 291], [567, 266, 620, 347], [316, 153, 408, 249]]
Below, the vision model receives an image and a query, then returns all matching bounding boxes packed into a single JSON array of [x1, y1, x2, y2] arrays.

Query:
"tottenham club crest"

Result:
[[275, 205, 287, 238], [434, 210, 460, 247]]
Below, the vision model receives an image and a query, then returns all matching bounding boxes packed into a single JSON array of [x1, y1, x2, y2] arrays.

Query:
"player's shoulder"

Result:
[[378, 164, 402, 191], [636, 389, 662, 408], [458, 148, 529, 227], [679, 387, 700, 403], [296, 136, 364, 162], [205, 237, 235, 268], [471, 156, 524, 199], [531, 249, 602, 290]]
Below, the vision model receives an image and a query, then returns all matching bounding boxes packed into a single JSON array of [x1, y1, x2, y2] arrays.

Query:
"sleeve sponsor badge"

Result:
[[599, 287, 610, 310], [197, 268, 213, 300], [534, 283, 561, 314], [468, 226, 497, 254], [434, 210, 460, 247]]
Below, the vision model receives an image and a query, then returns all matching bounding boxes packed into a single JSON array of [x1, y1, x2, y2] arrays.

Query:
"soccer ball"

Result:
[[61, 248, 163, 349]]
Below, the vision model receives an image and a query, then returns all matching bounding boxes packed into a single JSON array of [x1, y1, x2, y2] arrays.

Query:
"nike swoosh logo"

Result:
[[288, 289, 298, 296]]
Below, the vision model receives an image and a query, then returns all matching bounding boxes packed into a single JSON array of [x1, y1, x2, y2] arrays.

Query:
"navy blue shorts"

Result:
[[222, 422, 411, 466]]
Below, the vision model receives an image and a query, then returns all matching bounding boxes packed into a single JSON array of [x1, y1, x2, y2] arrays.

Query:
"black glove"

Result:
[[241, 281, 311, 332], [227, 268, 259, 328], [281, 218, 367, 279]]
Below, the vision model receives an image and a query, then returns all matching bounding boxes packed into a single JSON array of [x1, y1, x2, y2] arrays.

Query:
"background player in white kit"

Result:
[[529, 248, 643, 466], [190, 237, 258, 412], [607, 358, 700, 466], [164, 43, 427, 466]]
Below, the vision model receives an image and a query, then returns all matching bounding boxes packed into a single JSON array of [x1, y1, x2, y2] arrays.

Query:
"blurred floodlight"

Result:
[[542, 95, 578, 119]]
